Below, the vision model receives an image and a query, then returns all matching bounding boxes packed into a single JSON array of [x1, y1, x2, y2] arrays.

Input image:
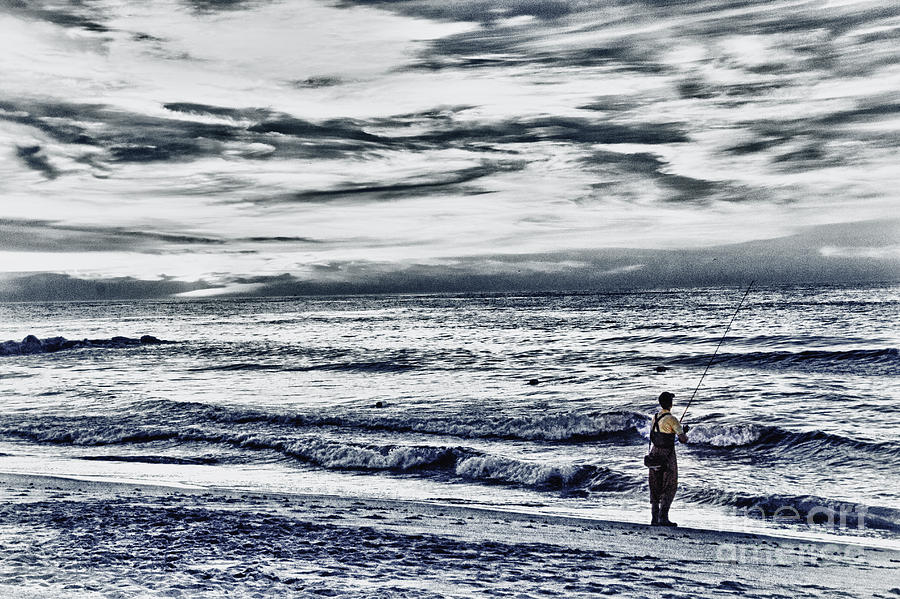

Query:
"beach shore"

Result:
[[0, 473, 896, 598]]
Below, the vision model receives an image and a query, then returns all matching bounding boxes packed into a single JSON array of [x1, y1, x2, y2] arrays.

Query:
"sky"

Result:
[[0, 0, 898, 299]]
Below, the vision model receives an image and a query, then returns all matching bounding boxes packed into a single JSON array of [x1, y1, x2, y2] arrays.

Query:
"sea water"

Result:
[[1, 285, 897, 541]]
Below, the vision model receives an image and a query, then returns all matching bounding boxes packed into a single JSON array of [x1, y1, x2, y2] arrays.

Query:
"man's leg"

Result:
[[658, 454, 679, 526], [648, 467, 662, 525]]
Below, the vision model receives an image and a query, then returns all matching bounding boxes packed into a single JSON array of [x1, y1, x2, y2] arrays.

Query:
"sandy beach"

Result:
[[0, 473, 896, 598]]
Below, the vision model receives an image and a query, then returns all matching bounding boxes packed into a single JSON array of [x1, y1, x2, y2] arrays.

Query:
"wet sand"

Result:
[[0, 473, 897, 598]]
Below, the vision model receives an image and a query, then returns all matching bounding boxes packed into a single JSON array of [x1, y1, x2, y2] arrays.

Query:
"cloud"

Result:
[[162, 102, 269, 120], [174, 282, 265, 297], [1, 220, 896, 300], [206, 219, 900, 294], [598, 264, 644, 276], [0, 218, 325, 254], [1, 0, 898, 294], [3, 1, 110, 33], [15, 145, 59, 179], [820, 246, 900, 260], [0, 99, 241, 164], [0, 218, 224, 253], [183, 0, 269, 13], [580, 150, 719, 204], [720, 97, 900, 172], [258, 161, 526, 205], [0, 98, 387, 168], [814, 100, 900, 126], [0, 273, 208, 301], [204, 223, 900, 296], [336, 0, 580, 24], [402, 116, 688, 147], [287, 76, 344, 89]]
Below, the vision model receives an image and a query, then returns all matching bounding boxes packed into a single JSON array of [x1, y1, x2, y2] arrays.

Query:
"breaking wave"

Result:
[[4, 425, 179, 446], [190, 402, 899, 457], [2, 405, 896, 517], [453, 455, 630, 491], [681, 487, 900, 532], [10, 423, 634, 493], [177, 403, 647, 442], [680, 422, 899, 456], [4, 400, 895, 462]]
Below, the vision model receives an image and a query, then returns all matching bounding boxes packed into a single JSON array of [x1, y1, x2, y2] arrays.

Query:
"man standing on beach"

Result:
[[648, 391, 689, 527]]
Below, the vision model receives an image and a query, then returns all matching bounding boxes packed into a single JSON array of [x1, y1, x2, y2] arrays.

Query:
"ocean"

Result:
[[1, 284, 898, 542]]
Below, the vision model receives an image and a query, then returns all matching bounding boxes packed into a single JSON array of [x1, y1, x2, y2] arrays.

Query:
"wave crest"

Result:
[[191, 405, 649, 443], [454, 456, 630, 491], [686, 423, 766, 447], [191, 360, 415, 374], [0, 420, 634, 493], [682, 487, 900, 532], [670, 348, 899, 375]]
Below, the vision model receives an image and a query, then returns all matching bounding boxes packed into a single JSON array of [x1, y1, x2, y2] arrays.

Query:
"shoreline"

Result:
[[1, 471, 898, 597], [2, 470, 895, 551]]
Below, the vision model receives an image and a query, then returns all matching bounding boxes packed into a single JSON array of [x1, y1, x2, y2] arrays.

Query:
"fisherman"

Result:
[[648, 391, 690, 527]]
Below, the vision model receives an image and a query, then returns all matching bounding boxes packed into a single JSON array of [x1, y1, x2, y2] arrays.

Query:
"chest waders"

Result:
[[648, 412, 679, 526]]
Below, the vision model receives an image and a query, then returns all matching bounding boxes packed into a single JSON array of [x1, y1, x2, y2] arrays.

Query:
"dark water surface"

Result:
[[1, 285, 897, 540]]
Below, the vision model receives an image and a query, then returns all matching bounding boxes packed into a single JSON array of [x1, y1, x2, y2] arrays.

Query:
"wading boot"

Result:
[[658, 505, 678, 527], [651, 503, 660, 526]]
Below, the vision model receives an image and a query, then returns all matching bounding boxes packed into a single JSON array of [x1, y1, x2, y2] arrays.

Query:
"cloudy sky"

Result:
[[1, 0, 898, 299]]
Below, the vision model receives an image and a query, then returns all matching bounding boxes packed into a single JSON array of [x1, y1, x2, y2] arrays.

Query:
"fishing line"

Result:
[[680, 281, 754, 422]]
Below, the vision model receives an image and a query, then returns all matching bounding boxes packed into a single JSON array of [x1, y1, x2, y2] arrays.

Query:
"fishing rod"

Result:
[[680, 281, 754, 422]]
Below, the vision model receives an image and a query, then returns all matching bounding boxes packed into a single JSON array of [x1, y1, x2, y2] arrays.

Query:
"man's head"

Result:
[[658, 391, 674, 409]]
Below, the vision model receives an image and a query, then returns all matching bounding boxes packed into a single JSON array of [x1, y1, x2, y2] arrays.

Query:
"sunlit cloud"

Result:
[[175, 283, 266, 298], [820, 246, 900, 260]]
